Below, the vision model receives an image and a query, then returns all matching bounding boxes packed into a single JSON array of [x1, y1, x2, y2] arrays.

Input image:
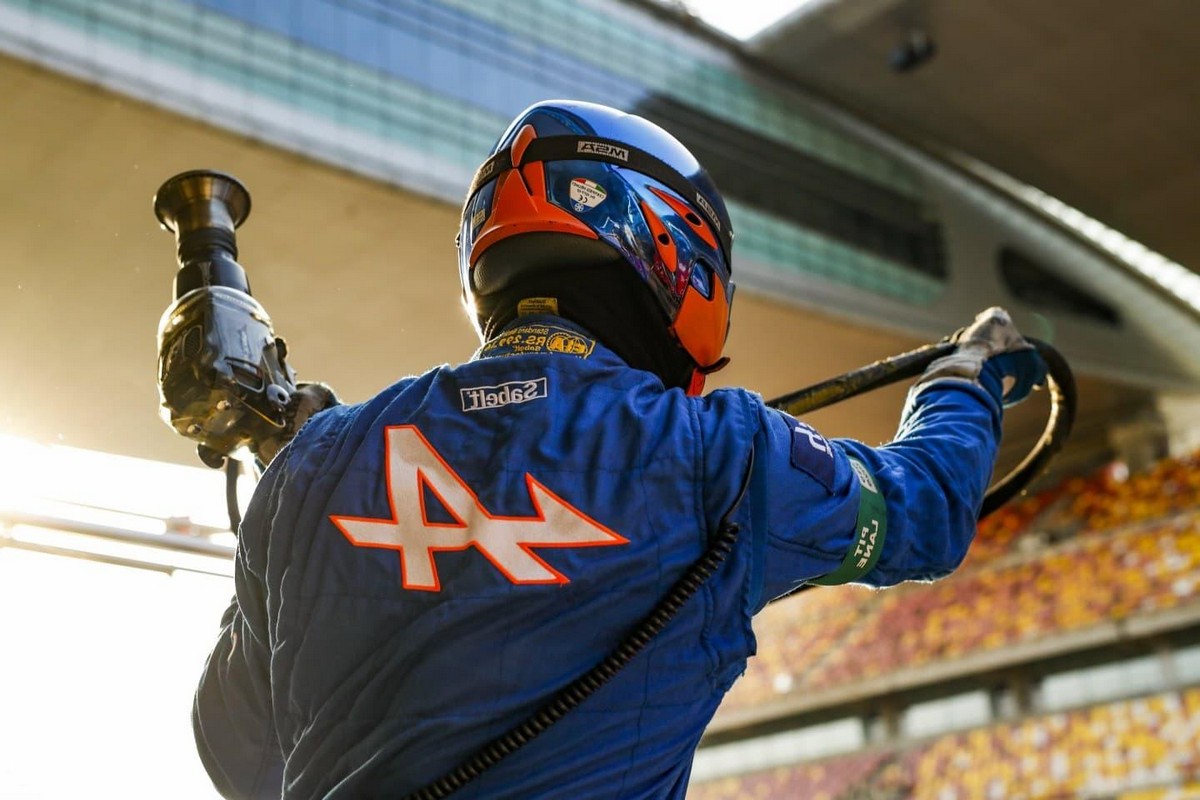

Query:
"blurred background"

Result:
[[0, 0, 1198, 797]]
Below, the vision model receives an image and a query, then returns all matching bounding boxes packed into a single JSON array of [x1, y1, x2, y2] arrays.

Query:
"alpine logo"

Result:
[[460, 378, 548, 412], [577, 140, 630, 162], [849, 458, 879, 495], [694, 192, 720, 231], [330, 425, 627, 591]]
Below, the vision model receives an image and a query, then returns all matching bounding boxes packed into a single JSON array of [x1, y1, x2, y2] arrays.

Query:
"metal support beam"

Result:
[[0, 508, 235, 577]]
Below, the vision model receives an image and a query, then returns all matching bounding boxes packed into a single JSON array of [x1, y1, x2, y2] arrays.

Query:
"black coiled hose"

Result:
[[225, 459, 242, 532], [766, 338, 1077, 519], [402, 457, 755, 800]]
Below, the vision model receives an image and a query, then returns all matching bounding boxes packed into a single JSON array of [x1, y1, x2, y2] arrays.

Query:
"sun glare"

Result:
[[0, 435, 237, 798], [681, 0, 819, 40], [0, 549, 229, 798]]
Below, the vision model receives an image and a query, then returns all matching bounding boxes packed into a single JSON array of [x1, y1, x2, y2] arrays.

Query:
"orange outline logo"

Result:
[[330, 425, 628, 591]]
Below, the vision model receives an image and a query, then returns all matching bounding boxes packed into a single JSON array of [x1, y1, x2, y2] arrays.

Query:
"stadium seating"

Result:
[[805, 514, 1200, 692], [692, 688, 1200, 799], [1118, 783, 1200, 800], [719, 583, 881, 712], [718, 452, 1200, 713], [687, 750, 891, 800], [1059, 453, 1200, 535], [965, 486, 1062, 564], [902, 688, 1200, 799]]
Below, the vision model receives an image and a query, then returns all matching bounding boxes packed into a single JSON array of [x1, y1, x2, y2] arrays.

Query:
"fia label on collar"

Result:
[[480, 323, 596, 359]]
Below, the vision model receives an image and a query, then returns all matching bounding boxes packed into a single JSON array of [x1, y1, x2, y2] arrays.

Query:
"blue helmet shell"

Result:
[[458, 100, 735, 375]]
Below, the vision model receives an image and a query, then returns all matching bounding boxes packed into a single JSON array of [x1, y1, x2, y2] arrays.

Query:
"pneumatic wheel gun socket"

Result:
[[154, 170, 296, 468]]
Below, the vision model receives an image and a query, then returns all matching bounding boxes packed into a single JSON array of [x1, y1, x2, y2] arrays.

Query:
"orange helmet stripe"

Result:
[[640, 200, 678, 274], [649, 186, 719, 253], [510, 123, 537, 164], [670, 276, 729, 369], [470, 128, 598, 265]]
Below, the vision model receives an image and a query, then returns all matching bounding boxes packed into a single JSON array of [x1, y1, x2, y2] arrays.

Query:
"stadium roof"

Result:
[[0, 2, 1179, 471], [743, 0, 1200, 280]]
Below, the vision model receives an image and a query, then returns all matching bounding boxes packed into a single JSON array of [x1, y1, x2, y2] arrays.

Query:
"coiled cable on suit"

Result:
[[402, 454, 755, 800]]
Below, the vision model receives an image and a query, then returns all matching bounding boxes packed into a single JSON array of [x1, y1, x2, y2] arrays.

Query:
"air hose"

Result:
[[402, 457, 755, 800], [403, 340, 1076, 798], [765, 339, 1077, 518]]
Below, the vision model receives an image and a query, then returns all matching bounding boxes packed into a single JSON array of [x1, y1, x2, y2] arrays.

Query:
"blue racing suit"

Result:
[[193, 316, 1004, 799]]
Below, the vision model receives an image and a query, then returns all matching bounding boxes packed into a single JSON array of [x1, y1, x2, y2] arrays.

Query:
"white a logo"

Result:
[[331, 426, 627, 591]]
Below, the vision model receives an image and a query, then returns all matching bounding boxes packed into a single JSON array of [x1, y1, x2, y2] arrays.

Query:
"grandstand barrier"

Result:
[[693, 688, 1200, 799], [0, 507, 234, 577]]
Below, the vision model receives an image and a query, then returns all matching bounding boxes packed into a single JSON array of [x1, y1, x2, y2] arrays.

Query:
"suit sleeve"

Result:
[[749, 372, 1004, 609], [193, 466, 286, 799]]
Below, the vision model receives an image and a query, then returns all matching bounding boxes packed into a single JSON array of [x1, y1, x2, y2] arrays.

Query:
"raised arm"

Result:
[[746, 308, 1046, 607]]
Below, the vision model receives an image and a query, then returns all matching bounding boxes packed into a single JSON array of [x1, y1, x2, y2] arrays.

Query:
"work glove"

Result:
[[253, 381, 341, 466], [918, 307, 1047, 406]]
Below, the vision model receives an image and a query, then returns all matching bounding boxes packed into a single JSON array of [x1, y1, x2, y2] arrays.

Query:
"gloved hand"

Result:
[[919, 307, 1047, 406], [253, 381, 341, 466]]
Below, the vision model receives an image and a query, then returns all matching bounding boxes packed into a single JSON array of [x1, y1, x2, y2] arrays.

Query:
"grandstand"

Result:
[[694, 687, 1200, 799], [1, 1, 1198, 798], [691, 451, 1200, 799]]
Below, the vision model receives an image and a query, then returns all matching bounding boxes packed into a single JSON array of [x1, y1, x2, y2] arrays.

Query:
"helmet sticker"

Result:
[[470, 208, 486, 231], [569, 178, 607, 212], [459, 102, 735, 383]]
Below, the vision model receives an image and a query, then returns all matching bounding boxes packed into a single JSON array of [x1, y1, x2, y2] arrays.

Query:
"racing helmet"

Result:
[[457, 100, 734, 394]]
